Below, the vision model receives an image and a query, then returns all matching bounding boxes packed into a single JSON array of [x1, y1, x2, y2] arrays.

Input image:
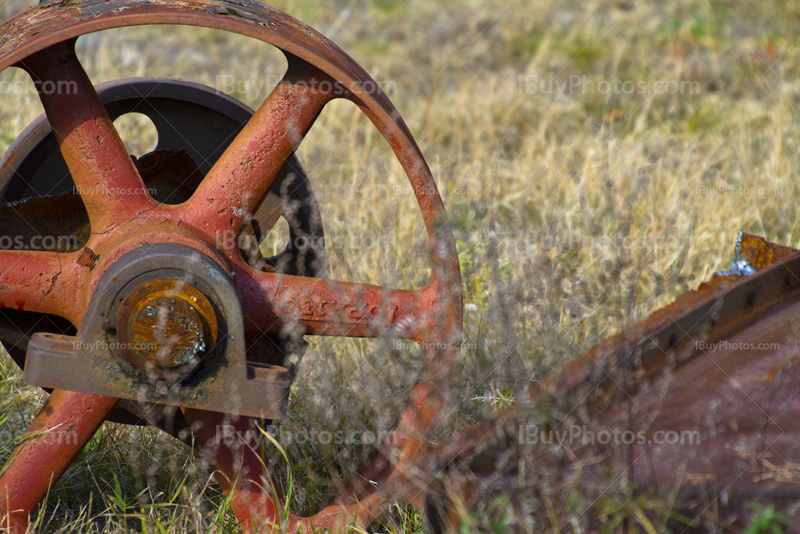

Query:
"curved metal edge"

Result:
[[95, 76, 256, 119]]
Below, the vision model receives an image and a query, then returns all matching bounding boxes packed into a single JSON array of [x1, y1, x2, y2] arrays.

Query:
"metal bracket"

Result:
[[25, 243, 291, 419]]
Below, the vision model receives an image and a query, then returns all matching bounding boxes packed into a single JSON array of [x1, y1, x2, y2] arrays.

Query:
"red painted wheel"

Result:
[[0, 76, 326, 435], [0, 2, 462, 532]]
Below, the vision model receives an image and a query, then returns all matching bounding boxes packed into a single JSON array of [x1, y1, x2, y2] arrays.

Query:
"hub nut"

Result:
[[115, 279, 218, 379]]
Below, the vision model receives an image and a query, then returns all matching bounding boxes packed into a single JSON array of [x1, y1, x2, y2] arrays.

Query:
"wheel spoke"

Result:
[[293, 376, 448, 531], [183, 56, 335, 242], [182, 409, 283, 533], [0, 391, 118, 533], [18, 40, 154, 232], [0, 250, 85, 322], [237, 268, 443, 340]]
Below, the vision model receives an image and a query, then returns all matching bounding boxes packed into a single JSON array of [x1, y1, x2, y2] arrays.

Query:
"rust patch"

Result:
[[763, 355, 800, 381], [1, 150, 15, 171], [739, 232, 798, 269]]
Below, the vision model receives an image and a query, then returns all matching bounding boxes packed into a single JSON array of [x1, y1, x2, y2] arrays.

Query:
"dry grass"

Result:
[[1, 0, 799, 531]]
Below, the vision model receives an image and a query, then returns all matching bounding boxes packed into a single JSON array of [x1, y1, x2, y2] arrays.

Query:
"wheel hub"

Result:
[[25, 242, 292, 419], [0, 77, 326, 421], [115, 278, 218, 377]]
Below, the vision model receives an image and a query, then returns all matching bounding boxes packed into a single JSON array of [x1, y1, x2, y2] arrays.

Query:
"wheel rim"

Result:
[[0, 2, 463, 532]]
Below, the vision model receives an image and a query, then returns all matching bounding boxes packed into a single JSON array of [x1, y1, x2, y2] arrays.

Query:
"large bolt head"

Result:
[[115, 279, 218, 379]]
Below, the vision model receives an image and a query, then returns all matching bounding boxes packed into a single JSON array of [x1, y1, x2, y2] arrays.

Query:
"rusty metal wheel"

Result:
[[0, 76, 325, 432], [0, 1, 463, 533]]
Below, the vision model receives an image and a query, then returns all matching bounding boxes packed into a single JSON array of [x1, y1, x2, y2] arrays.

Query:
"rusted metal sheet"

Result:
[[412, 233, 800, 532]]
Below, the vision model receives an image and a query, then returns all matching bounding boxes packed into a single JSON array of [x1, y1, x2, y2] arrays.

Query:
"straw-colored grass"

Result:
[[1, 0, 799, 530]]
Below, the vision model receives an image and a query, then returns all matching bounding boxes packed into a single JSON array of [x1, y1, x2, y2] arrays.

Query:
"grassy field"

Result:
[[1, 0, 799, 531]]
